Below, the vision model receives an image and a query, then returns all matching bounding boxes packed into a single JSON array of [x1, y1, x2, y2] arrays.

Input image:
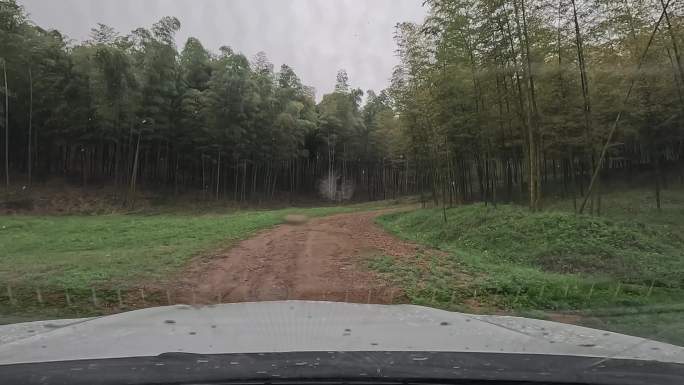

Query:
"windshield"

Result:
[[0, 0, 683, 377]]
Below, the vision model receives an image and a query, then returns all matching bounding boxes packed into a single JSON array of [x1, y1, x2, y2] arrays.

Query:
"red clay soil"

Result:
[[176, 210, 424, 304]]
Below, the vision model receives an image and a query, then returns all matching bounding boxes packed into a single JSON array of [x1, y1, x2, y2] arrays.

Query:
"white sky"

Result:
[[19, 0, 426, 99]]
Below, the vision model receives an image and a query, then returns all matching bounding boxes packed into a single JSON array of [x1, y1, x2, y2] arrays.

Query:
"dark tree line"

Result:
[[1, 0, 683, 207], [0, 0, 408, 203]]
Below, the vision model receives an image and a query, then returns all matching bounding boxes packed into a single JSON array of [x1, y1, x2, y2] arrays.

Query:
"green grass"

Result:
[[379, 204, 684, 287], [0, 199, 406, 322], [545, 188, 684, 227], [0, 202, 396, 290], [372, 189, 684, 345]]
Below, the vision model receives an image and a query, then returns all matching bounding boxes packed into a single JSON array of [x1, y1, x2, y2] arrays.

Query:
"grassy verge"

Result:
[[0, 200, 406, 324], [0, 201, 403, 289], [0, 199, 407, 322], [372, 189, 684, 345]]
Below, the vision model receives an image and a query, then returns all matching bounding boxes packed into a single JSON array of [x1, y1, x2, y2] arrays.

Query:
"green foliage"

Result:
[[381, 204, 684, 287], [0, 7, 364, 194], [388, 0, 684, 208], [373, 190, 684, 311], [1, 212, 280, 288]]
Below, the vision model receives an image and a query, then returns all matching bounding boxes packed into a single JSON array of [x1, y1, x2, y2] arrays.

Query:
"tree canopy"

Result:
[[1, 0, 682, 206]]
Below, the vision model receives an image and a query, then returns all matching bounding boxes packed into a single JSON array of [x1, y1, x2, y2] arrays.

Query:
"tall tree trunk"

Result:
[[128, 133, 141, 205], [216, 151, 221, 200], [446, 137, 453, 207], [514, 0, 540, 211], [503, 2, 529, 202], [655, 150, 662, 210], [522, 0, 541, 211], [201, 153, 206, 200], [271, 166, 278, 198], [241, 159, 246, 202], [569, 154, 577, 212], [81, 147, 87, 187], [252, 162, 258, 201], [660, 0, 684, 87], [174, 157, 179, 196], [667, 48, 684, 104], [571, 0, 595, 188], [3, 59, 8, 188], [661, 0, 684, 122], [113, 143, 119, 188], [27, 67, 32, 187], [491, 158, 497, 206], [234, 158, 239, 201]]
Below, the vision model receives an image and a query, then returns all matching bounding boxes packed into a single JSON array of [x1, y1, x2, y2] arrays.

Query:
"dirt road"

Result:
[[179, 210, 421, 304]]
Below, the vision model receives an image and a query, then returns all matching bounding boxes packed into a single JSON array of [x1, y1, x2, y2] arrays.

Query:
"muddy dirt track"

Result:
[[178, 209, 424, 304]]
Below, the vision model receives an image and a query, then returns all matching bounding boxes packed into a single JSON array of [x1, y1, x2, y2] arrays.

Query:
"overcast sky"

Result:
[[19, 0, 426, 100]]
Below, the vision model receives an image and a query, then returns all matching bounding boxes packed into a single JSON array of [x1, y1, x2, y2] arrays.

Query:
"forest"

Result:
[[0, 0, 683, 209]]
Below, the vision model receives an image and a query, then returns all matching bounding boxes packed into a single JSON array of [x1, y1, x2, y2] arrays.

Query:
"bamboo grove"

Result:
[[1, 0, 683, 207], [0, 0, 409, 202], [391, 0, 684, 211]]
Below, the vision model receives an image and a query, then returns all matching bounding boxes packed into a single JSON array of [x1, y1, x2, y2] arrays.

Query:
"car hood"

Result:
[[0, 300, 683, 365]]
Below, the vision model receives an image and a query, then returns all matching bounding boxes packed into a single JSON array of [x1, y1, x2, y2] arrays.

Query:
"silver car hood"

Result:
[[0, 300, 682, 365]]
